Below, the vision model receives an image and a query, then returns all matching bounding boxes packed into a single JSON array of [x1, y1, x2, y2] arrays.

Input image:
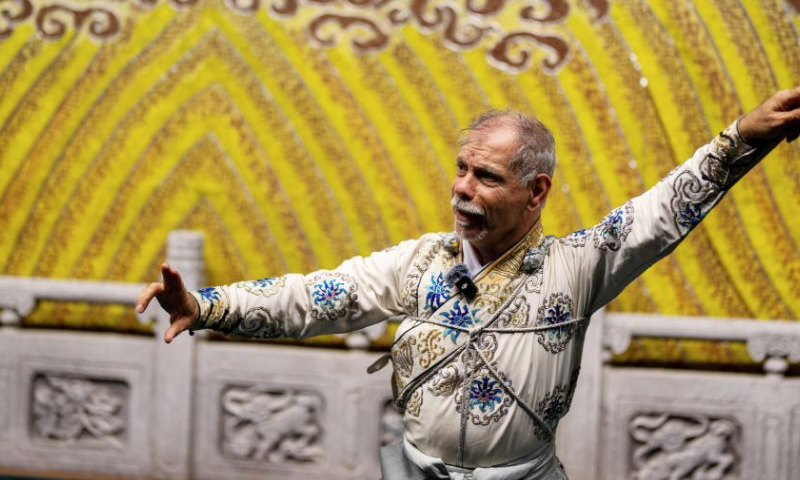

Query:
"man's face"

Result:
[[451, 124, 534, 252]]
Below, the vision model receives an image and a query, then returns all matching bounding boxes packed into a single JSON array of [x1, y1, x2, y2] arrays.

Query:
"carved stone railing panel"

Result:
[[31, 373, 129, 448], [220, 386, 324, 464], [629, 413, 739, 480]]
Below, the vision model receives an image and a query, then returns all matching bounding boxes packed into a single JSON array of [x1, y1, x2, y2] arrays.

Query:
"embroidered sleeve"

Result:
[[559, 119, 772, 316], [188, 237, 429, 339]]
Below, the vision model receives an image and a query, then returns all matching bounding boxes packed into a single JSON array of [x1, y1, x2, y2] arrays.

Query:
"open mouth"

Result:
[[454, 208, 484, 225]]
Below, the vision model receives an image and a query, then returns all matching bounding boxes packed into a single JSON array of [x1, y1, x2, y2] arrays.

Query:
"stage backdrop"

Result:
[[1, 0, 800, 365]]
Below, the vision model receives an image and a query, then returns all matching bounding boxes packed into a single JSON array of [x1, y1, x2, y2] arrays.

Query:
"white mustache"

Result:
[[451, 197, 485, 217]]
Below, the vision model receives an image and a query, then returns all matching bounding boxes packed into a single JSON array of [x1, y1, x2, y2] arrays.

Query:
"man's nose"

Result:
[[452, 174, 475, 199]]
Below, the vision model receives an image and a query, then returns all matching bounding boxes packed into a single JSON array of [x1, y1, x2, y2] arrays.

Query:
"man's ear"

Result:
[[527, 173, 552, 212]]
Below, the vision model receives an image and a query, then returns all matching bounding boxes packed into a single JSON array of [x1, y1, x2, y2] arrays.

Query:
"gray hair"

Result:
[[461, 109, 556, 184]]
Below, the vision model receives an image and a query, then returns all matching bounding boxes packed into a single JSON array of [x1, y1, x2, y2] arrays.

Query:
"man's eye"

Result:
[[479, 171, 501, 183]]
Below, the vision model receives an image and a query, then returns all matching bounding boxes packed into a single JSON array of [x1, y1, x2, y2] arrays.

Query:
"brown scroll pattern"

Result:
[[268, 0, 611, 75], [0, 0, 195, 40], [0, 0, 612, 74]]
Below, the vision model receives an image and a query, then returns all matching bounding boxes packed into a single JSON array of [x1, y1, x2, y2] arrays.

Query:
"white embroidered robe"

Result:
[[189, 121, 766, 468]]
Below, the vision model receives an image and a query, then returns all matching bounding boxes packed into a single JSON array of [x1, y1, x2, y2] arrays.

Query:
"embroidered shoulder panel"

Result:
[[593, 202, 634, 251], [558, 202, 633, 252], [558, 228, 591, 248]]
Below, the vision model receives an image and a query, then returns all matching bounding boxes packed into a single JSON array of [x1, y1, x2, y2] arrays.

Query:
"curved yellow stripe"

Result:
[[402, 28, 491, 128], [28, 36, 350, 278], [300, 43, 425, 244], [0, 34, 87, 220], [0, 5, 198, 274], [72, 87, 302, 281], [567, 9, 707, 316], [321, 42, 452, 233], [105, 136, 279, 284], [612, 0, 780, 318], [688, 0, 799, 317], [220, 9, 388, 257], [379, 41, 460, 182]]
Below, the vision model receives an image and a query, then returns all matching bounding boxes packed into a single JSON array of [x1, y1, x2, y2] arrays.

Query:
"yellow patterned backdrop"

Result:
[[1, 0, 800, 364]]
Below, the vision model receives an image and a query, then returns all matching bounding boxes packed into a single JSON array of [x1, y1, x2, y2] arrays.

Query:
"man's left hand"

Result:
[[739, 87, 800, 144]]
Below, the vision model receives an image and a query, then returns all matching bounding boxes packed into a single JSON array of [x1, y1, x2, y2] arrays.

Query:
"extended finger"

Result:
[[775, 87, 800, 111], [136, 282, 165, 313], [164, 319, 187, 344], [161, 263, 185, 292]]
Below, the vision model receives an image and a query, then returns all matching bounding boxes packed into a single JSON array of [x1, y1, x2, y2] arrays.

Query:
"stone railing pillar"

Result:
[[151, 230, 205, 479]]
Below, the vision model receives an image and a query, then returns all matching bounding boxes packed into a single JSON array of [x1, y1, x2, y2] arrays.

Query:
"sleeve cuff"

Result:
[[189, 287, 229, 332]]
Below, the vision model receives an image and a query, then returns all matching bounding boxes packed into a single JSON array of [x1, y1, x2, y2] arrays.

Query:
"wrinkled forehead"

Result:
[[460, 119, 520, 158]]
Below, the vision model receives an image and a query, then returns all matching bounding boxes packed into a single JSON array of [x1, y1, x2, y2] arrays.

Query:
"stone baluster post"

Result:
[[151, 230, 204, 479]]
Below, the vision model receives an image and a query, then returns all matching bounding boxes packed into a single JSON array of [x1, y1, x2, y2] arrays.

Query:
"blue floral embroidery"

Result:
[[536, 293, 575, 354], [469, 376, 504, 413], [440, 301, 479, 342], [677, 202, 704, 230], [455, 367, 513, 426], [593, 202, 633, 251], [251, 278, 277, 288], [312, 279, 346, 310], [194, 287, 228, 329], [534, 384, 570, 439], [198, 287, 221, 303], [424, 272, 452, 312], [306, 272, 359, 320], [237, 276, 286, 298], [541, 392, 566, 427]]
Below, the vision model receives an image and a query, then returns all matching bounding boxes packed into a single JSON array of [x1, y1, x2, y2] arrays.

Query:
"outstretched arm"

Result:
[[559, 87, 800, 316], [137, 236, 430, 343]]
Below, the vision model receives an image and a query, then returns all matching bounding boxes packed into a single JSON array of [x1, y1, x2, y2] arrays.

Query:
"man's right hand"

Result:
[[136, 263, 200, 343]]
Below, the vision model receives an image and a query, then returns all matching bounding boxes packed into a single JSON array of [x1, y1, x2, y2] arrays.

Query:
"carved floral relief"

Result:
[[31, 374, 127, 447]]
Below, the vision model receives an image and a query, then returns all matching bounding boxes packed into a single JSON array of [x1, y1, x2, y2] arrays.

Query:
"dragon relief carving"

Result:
[[629, 413, 738, 480], [31, 374, 127, 447], [221, 387, 323, 463]]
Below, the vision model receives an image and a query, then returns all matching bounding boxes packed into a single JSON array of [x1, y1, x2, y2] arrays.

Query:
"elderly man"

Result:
[[137, 89, 800, 480]]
